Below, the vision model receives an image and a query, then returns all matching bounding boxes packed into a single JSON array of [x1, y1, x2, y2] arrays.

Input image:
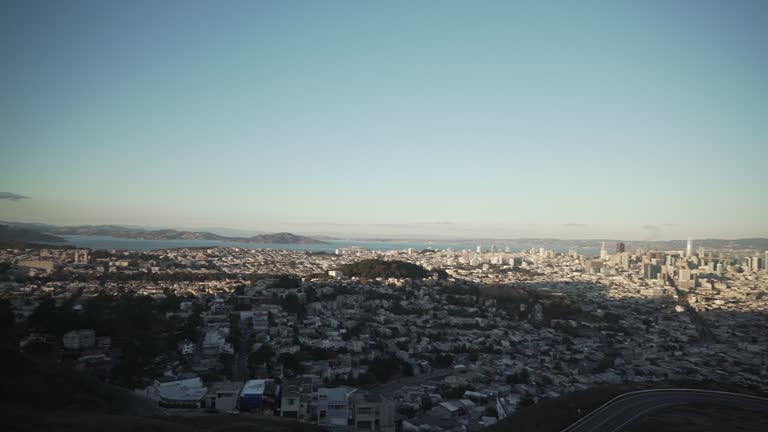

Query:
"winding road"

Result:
[[560, 389, 768, 432]]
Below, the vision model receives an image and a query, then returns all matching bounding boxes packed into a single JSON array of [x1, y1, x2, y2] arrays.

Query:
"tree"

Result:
[[517, 394, 536, 409], [431, 353, 454, 369], [219, 353, 234, 379], [368, 356, 402, 383], [278, 352, 305, 375], [484, 405, 498, 417], [0, 298, 15, 329], [280, 293, 303, 316], [249, 344, 274, 369]]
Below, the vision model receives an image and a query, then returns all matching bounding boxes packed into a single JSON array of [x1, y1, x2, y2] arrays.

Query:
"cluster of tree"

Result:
[[364, 355, 413, 382], [506, 368, 531, 385], [27, 293, 196, 388], [437, 384, 476, 399], [248, 343, 275, 376], [479, 283, 582, 321], [430, 353, 454, 369], [270, 275, 302, 288], [386, 301, 422, 316], [339, 259, 435, 279]]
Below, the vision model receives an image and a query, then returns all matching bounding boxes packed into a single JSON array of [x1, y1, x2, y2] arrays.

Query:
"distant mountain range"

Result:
[[0, 222, 326, 245], [1, 221, 765, 251], [0, 225, 66, 243]]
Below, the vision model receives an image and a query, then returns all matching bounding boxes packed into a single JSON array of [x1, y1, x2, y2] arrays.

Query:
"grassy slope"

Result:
[[0, 343, 323, 432], [489, 382, 767, 432]]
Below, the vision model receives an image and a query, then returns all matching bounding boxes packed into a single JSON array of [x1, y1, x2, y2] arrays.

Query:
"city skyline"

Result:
[[2, 1, 767, 239]]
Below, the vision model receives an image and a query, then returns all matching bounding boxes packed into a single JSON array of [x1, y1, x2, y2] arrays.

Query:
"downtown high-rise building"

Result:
[[616, 242, 626, 254], [643, 263, 661, 279], [686, 237, 693, 257]]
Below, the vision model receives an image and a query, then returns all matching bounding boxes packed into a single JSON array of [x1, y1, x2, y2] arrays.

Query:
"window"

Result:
[[319, 411, 326, 418]]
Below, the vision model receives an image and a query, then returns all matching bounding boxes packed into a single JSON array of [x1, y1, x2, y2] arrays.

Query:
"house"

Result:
[[280, 381, 302, 418], [430, 401, 464, 418], [240, 379, 278, 412], [280, 376, 317, 420], [351, 391, 395, 432], [204, 381, 243, 412], [179, 340, 196, 355], [155, 374, 207, 408], [62, 329, 96, 350], [318, 387, 356, 427], [496, 395, 520, 420]]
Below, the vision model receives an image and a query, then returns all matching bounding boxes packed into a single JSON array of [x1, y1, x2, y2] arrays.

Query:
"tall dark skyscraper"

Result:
[[616, 242, 626, 254]]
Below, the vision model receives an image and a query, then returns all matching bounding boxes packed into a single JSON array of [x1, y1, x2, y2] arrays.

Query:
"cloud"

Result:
[[641, 224, 664, 240], [0, 192, 29, 201], [563, 223, 588, 228]]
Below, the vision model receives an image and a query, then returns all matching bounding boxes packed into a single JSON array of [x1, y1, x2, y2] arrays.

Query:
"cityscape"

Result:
[[2, 1, 767, 431], [1, 232, 767, 431]]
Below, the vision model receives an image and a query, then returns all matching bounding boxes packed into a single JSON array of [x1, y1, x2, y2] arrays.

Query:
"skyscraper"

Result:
[[686, 237, 693, 257], [600, 242, 608, 260], [616, 242, 626, 254]]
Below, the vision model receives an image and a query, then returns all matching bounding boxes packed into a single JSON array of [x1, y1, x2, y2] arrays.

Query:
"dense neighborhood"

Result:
[[1, 242, 767, 431]]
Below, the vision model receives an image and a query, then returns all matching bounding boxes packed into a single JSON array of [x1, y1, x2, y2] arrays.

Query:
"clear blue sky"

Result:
[[1, 0, 766, 240]]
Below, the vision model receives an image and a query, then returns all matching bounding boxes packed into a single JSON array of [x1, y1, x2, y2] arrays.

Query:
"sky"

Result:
[[1, 0, 767, 240]]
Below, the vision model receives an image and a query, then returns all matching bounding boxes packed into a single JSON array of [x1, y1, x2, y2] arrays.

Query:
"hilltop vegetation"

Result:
[[339, 259, 447, 279]]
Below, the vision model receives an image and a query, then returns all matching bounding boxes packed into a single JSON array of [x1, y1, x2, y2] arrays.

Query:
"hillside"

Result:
[[339, 259, 442, 279], [488, 382, 768, 432], [0, 225, 65, 243], [0, 222, 326, 245], [0, 343, 324, 432]]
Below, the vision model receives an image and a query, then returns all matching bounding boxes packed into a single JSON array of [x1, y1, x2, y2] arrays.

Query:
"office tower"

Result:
[[616, 242, 626, 254], [643, 263, 660, 279], [765, 251, 768, 270], [476, 245, 482, 254], [600, 242, 608, 260], [491, 244, 496, 253], [620, 252, 630, 270], [686, 237, 693, 257], [679, 268, 691, 281], [505, 246, 510, 253]]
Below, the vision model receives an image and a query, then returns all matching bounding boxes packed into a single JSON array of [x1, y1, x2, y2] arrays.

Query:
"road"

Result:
[[232, 319, 250, 381], [666, 275, 715, 343], [560, 389, 768, 432]]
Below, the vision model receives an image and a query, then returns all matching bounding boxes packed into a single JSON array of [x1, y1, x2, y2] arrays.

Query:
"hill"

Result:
[[0, 225, 65, 243], [0, 222, 326, 245], [339, 259, 439, 279]]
